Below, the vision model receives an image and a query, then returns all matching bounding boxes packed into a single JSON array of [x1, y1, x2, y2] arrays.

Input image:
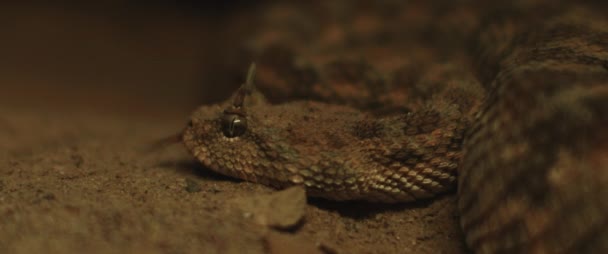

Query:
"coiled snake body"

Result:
[[183, 2, 608, 253]]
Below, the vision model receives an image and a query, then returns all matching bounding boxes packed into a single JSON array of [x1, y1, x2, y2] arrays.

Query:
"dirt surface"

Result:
[[1, 2, 467, 253]]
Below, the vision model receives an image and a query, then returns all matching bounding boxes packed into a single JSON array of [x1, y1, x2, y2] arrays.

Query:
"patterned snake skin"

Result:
[[182, 1, 608, 253]]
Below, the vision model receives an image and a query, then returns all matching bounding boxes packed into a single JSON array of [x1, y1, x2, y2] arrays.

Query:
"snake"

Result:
[[181, 1, 608, 253]]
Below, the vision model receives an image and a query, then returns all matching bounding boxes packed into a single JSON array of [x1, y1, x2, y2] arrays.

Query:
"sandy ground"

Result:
[[0, 2, 467, 253]]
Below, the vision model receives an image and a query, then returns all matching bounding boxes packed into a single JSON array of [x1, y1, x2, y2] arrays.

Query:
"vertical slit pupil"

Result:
[[221, 114, 247, 137]]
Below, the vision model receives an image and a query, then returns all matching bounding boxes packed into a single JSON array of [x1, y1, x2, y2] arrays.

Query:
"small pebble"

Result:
[[185, 178, 201, 193]]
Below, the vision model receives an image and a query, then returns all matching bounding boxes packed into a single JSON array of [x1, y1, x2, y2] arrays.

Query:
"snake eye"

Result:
[[221, 113, 247, 138]]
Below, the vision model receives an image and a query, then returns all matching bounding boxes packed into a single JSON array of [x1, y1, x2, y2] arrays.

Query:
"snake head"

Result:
[[182, 63, 374, 195]]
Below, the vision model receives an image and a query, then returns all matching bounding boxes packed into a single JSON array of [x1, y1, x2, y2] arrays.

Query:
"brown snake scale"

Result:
[[182, 1, 608, 253]]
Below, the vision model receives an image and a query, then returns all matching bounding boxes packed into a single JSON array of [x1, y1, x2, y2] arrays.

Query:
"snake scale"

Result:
[[182, 1, 608, 253]]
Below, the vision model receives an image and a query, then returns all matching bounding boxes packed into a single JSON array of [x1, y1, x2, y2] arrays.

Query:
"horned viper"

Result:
[[182, 1, 608, 253]]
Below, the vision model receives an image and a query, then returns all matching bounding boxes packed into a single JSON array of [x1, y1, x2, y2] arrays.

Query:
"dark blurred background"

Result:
[[0, 0, 262, 119]]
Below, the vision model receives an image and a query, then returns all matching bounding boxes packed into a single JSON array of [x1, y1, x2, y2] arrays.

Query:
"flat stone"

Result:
[[231, 186, 307, 229]]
